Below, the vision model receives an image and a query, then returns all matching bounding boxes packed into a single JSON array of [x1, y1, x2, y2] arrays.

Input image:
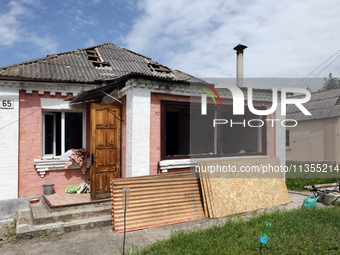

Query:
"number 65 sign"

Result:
[[0, 99, 14, 109]]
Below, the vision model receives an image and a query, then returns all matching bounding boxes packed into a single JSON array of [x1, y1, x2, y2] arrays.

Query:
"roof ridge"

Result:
[[0, 42, 116, 70]]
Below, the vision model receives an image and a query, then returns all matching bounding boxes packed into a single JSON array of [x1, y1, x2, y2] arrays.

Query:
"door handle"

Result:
[[91, 154, 98, 165]]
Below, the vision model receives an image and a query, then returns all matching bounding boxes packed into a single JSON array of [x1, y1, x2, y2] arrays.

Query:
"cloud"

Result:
[[0, 0, 58, 55], [84, 38, 96, 48], [0, 1, 29, 46], [29, 34, 58, 54], [125, 0, 340, 80]]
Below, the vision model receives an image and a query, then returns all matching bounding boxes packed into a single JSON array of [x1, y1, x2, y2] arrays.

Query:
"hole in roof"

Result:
[[148, 63, 171, 73], [86, 48, 111, 68], [335, 97, 340, 106]]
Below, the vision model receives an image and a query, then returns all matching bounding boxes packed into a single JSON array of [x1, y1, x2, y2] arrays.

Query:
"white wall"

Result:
[[125, 81, 151, 177], [0, 86, 19, 199]]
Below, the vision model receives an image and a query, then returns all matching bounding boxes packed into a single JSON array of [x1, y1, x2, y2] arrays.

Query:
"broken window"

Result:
[[43, 111, 84, 157], [86, 48, 111, 68], [161, 101, 266, 159]]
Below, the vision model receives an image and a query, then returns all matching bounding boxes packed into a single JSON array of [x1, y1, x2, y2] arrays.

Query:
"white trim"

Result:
[[125, 86, 151, 177], [120, 78, 275, 102], [159, 156, 269, 173], [0, 86, 19, 199], [34, 158, 90, 177], [61, 112, 65, 154]]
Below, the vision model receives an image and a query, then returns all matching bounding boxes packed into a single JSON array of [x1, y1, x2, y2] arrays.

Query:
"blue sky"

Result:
[[1, 0, 340, 89]]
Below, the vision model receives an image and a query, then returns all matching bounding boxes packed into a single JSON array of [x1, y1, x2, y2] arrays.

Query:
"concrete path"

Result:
[[0, 191, 327, 255], [0, 197, 37, 221]]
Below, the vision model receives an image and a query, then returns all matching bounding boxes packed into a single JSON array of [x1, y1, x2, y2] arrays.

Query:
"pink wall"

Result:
[[19, 90, 90, 197], [149, 93, 276, 175]]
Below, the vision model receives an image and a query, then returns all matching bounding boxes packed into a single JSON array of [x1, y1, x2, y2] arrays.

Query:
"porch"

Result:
[[16, 193, 111, 239]]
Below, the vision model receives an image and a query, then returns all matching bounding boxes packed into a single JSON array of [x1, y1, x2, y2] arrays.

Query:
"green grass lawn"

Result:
[[135, 207, 340, 255], [286, 178, 338, 191], [285, 163, 339, 191]]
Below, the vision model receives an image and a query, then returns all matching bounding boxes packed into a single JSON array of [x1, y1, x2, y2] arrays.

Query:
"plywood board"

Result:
[[197, 157, 291, 218]]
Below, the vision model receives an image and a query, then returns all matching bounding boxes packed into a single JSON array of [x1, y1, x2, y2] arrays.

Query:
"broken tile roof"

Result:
[[0, 42, 205, 84], [287, 88, 340, 121]]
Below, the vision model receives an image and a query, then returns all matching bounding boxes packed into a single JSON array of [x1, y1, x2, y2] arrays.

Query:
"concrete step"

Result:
[[16, 209, 112, 240], [30, 199, 111, 225]]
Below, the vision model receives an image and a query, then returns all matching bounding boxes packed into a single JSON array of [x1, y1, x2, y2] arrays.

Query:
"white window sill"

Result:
[[159, 155, 268, 173], [34, 158, 90, 178]]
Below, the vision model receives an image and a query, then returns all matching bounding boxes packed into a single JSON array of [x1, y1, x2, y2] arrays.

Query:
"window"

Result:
[[161, 101, 267, 159], [286, 129, 290, 147], [42, 111, 85, 158]]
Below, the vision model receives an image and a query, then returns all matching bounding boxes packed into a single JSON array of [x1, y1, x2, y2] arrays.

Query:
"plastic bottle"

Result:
[[260, 222, 272, 251]]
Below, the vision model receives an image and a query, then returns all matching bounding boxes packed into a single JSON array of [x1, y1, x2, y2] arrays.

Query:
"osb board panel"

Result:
[[111, 172, 205, 233], [197, 157, 291, 218]]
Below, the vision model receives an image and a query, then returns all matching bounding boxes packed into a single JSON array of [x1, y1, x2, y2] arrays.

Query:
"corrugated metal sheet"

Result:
[[329, 105, 340, 118], [0, 42, 205, 84], [318, 107, 333, 119], [110, 172, 205, 233]]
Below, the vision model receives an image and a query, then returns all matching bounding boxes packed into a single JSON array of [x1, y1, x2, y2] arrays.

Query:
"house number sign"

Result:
[[0, 99, 14, 109]]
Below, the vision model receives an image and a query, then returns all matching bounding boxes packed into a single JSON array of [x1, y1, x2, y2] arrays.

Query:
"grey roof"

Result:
[[0, 42, 205, 84], [287, 88, 340, 121]]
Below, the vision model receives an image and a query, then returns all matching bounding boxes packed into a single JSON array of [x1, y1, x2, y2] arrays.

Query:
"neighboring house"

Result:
[[0, 42, 285, 200], [286, 88, 340, 164]]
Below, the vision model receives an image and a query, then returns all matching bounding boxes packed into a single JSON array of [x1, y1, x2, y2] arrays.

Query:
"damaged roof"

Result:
[[287, 88, 340, 121], [0, 42, 205, 84]]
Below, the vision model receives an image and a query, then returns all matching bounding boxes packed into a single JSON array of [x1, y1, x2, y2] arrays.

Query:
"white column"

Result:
[[275, 99, 286, 172], [0, 86, 19, 199], [125, 85, 151, 177]]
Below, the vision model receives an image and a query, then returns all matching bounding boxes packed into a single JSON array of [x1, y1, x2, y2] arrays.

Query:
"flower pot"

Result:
[[42, 184, 54, 195]]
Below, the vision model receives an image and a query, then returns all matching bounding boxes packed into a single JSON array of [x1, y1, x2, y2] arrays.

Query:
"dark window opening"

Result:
[[44, 114, 54, 155], [286, 129, 290, 147], [161, 101, 267, 160], [65, 112, 83, 151], [86, 48, 111, 68], [165, 107, 190, 156]]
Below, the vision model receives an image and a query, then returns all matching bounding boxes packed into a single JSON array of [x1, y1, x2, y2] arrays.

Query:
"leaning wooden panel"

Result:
[[111, 172, 205, 233], [197, 157, 291, 218], [198, 171, 209, 218]]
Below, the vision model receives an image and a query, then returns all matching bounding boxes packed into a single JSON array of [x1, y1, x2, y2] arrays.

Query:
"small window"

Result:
[[43, 111, 84, 157], [286, 129, 290, 147]]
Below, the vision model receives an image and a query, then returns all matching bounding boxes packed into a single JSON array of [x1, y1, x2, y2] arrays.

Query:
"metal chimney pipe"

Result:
[[233, 44, 247, 87]]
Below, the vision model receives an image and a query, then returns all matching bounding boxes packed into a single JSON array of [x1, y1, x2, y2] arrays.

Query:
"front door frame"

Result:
[[90, 103, 121, 200]]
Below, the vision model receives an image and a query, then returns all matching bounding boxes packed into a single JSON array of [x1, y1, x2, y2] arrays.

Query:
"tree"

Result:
[[319, 73, 340, 91]]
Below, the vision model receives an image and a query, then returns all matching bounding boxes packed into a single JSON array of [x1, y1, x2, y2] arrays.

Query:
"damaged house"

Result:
[[0, 43, 285, 200]]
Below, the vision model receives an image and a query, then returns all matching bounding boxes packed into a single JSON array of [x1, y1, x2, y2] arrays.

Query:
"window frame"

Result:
[[161, 100, 267, 160], [41, 109, 86, 159]]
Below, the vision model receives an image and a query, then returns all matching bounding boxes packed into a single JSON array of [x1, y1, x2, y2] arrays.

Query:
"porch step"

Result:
[[16, 198, 112, 239], [31, 198, 111, 225], [16, 209, 111, 240]]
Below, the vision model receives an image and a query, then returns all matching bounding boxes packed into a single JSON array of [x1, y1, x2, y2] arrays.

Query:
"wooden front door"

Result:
[[90, 103, 121, 200]]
